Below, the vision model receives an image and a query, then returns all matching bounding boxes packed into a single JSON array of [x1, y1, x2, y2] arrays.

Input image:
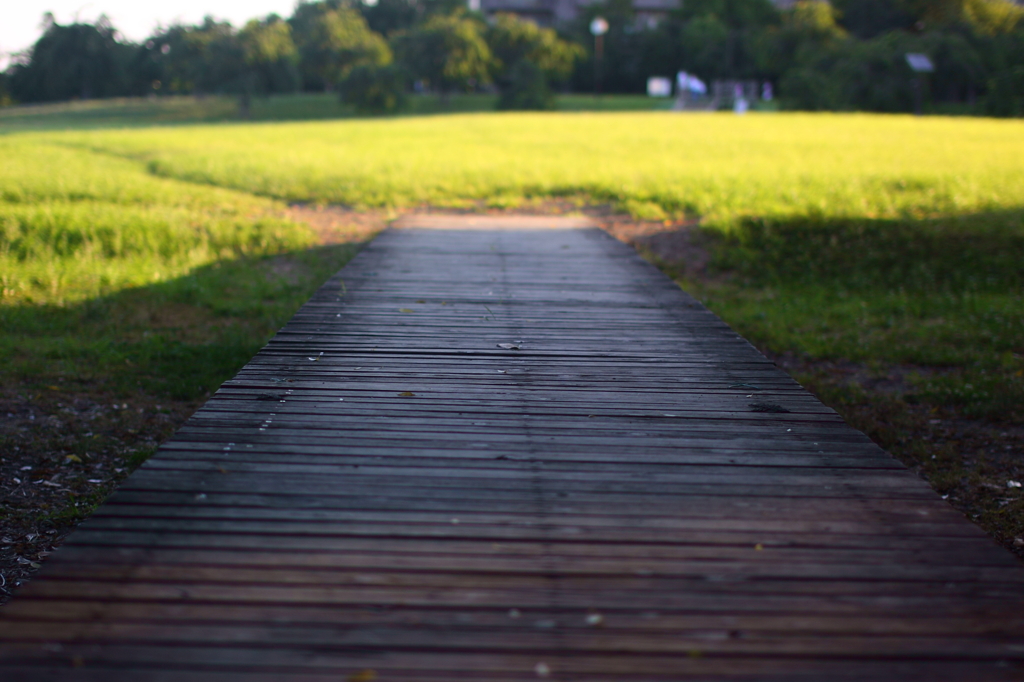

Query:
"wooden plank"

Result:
[[2, 215, 1023, 681]]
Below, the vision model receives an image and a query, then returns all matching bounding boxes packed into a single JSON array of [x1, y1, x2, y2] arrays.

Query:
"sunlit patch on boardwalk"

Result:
[[1, 215, 1022, 680]]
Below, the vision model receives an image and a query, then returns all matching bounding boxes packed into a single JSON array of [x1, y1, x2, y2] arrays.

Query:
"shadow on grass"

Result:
[[0, 240, 364, 401], [0, 239, 366, 599], [635, 208, 1024, 556], [714, 209, 1024, 292], [643, 208, 1024, 422]]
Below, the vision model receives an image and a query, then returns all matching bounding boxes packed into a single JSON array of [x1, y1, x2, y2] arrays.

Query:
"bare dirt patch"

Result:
[[0, 389, 198, 602], [285, 204, 392, 245], [770, 352, 1024, 558]]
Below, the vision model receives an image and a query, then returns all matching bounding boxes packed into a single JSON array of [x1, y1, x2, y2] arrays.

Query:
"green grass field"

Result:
[[6, 110, 1022, 415], [1, 97, 1022, 562], [35, 111, 1024, 221]]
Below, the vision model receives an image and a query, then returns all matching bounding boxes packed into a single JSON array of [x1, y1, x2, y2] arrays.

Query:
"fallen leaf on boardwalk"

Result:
[[64, 454, 82, 464], [217, 467, 229, 474], [754, 543, 764, 551], [497, 343, 521, 350], [730, 383, 761, 390], [399, 308, 414, 313], [308, 352, 323, 361], [585, 613, 604, 626], [398, 391, 415, 397], [534, 662, 551, 678], [749, 402, 789, 413], [347, 670, 377, 682], [416, 300, 426, 304]]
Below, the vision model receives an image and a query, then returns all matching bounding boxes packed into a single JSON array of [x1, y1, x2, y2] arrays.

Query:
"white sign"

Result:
[[590, 17, 609, 36], [905, 53, 934, 73], [647, 77, 672, 97], [676, 71, 707, 95]]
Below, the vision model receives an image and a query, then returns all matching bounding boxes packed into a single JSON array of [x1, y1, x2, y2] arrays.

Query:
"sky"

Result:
[[1, 1, 301, 68]]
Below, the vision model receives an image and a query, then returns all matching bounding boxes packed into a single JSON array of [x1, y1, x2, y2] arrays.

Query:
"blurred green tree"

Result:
[[339, 63, 409, 113], [8, 14, 134, 102], [486, 12, 583, 108], [290, 1, 392, 91], [239, 16, 301, 92], [392, 12, 492, 97]]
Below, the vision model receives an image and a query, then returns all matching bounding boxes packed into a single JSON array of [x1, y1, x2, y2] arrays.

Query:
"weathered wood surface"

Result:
[[1, 215, 1022, 681]]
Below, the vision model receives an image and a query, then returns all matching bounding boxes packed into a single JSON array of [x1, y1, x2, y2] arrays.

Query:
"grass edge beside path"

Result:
[[626, 220, 1024, 561], [0, 208, 387, 604]]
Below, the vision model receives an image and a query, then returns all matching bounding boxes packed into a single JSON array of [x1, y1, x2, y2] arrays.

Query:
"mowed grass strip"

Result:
[[34, 111, 1024, 222]]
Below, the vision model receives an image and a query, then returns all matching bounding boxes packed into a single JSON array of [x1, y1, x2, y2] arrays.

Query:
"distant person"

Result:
[[734, 84, 748, 114]]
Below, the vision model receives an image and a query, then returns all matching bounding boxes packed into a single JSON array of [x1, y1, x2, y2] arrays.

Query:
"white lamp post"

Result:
[[590, 16, 609, 97]]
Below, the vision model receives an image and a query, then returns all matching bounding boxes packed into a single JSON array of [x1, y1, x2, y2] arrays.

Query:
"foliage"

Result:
[[358, 0, 467, 37], [340, 64, 409, 114], [496, 60, 555, 110], [676, 0, 781, 28], [3, 0, 1024, 116], [239, 16, 301, 95], [392, 13, 492, 94], [913, 0, 1024, 35], [139, 19, 250, 97], [486, 13, 583, 84], [290, 2, 393, 91], [8, 15, 135, 102], [984, 31, 1024, 116], [0, 73, 12, 107], [360, 0, 422, 37], [486, 13, 582, 110]]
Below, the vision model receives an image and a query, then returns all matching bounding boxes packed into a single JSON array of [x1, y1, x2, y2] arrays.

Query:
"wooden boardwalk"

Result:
[[1, 215, 1023, 680]]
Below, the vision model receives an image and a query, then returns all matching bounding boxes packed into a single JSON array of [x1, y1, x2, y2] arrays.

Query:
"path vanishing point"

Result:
[[1, 215, 1023, 680]]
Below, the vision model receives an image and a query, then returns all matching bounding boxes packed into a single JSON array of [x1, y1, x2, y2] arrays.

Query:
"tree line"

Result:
[[580, 0, 1024, 115], [1, 0, 1022, 115]]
